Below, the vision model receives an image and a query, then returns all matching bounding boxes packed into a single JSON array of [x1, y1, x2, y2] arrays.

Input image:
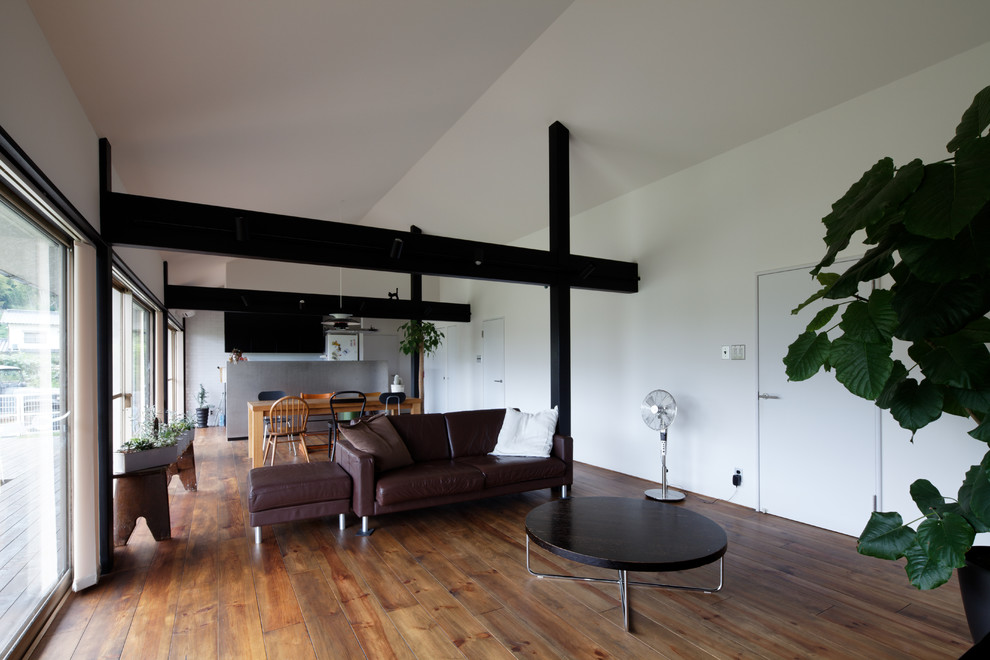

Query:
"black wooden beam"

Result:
[[102, 190, 638, 293], [548, 121, 571, 436], [166, 284, 470, 322]]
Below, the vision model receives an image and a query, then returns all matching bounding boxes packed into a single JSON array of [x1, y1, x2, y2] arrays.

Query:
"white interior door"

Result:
[[758, 266, 879, 536], [483, 318, 505, 408], [424, 329, 447, 413]]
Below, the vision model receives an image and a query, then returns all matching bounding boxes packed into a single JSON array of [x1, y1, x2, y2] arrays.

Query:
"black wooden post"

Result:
[[410, 225, 423, 398], [98, 138, 114, 571], [549, 121, 571, 436]]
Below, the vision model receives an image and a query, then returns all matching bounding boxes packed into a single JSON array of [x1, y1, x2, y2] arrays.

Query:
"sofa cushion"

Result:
[[248, 462, 351, 512], [491, 407, 558, 457], [388, 413, 452, 462], [445, 408, 506, 458], [375, 461, 485, 506], [339, 414, 414, 472], [455, 455, 566, 488]]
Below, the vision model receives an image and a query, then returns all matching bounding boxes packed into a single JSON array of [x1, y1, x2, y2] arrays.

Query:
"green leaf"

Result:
[[958, 317, 990, 344], [940, 386, 978, 418], [956, 386, 990, 413], [837, 290, 897, 343], [969, 416, 990, 443], [903, 542, 955, 590], [947, 85, 990, 153], [959, 457, 990, 531], [918, 334, 990, 390], [892, 275, 990, 341], [953, 138, 990, 229], [790, 272, 844, 315], [910, 479, 946, 517], [823, 242, 896, 300], [889, 379, 943, 433], [902, 163, 956, 239], [783, 331, 831, 381], [857, 511, 914, 560], [898, 204, 990, 284], [830, 335, 893, 399], [812, 158, 895, 276], [914, 511, 974, 570], [861, 158, 924, 240], [876, 360, 909, 410], [804, 305, 839, 333]]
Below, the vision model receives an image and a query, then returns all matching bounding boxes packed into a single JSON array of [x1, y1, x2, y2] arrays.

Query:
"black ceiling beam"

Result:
[[166, 285, 471, 322], [102, 189, 638, 293]]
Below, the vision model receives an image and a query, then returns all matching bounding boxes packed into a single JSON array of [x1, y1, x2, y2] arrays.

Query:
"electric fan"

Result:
[[641, 389, 685, 502]]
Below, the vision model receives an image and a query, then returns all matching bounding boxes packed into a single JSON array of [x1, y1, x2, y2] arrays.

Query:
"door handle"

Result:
[[494, 380, 503, 383], [758, 393, 780, 400]]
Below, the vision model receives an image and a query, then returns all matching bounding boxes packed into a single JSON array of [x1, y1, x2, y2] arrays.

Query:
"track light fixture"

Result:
[[234, 216, 250, 241], [390, 238, 404, 259]]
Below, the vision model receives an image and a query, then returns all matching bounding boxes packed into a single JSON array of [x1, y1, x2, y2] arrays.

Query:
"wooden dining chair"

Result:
[[329, 391, 367, 461], [258, 389, 287, 450], [262, 396, 309, 465], [299, 392, 334, 458]]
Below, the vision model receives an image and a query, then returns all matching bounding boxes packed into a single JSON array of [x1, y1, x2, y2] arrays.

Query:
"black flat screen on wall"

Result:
[[224, 313, 325, 353]]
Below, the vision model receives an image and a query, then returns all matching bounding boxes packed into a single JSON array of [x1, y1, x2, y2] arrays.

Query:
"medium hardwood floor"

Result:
[[29, 426, 972, 659]]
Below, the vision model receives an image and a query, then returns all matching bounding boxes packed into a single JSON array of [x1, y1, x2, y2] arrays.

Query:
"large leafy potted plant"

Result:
[[115, 408, 194, 473], [397, 320, 444, 402], [784, 85, 990, 639]]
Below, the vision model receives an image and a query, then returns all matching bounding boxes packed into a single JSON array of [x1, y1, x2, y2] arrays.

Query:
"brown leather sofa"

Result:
[[334, 408, 572, 534]]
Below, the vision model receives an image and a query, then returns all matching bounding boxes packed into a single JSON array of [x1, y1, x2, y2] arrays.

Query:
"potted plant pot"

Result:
[[114, 444, 179, 473], [115, 414, 194, 474], [195, 384, 209, 428], [960, 546, 990, 643]]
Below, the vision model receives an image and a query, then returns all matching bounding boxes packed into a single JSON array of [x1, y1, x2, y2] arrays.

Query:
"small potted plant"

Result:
[[398, 320, 444, 402], [195, 384, 209, 428], [784, 85, 990, 641], [115, 408, 194, 473]]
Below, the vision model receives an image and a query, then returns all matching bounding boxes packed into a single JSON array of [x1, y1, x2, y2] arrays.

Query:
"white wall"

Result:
[[183, 311, 226, 419], [441, 43, 990, 516]]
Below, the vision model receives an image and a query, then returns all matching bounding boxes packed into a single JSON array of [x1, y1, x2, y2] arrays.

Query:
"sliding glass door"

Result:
[[0, 189, 70, 657], [111, 281, 155, 450]]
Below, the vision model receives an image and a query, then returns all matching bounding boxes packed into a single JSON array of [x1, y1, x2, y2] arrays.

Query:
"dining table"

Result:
[[246, 393, 422, 468]]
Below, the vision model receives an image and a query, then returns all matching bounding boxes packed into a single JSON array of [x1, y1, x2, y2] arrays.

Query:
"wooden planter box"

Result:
[[114, 429, 194, 474]]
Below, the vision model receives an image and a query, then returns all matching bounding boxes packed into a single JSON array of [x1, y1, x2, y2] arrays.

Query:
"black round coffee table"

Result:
[[525, 496, 727, 631]]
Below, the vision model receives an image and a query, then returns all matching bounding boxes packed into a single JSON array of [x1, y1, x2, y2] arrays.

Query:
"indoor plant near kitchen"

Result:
[[195, 383, 209, 428], [115, 408, 194, 473], [398, 320, 444, 403], [784, 86, 990, 640]]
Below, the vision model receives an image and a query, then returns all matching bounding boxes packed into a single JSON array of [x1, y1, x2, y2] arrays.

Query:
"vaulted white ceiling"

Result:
[[28, 0, 990, 250]]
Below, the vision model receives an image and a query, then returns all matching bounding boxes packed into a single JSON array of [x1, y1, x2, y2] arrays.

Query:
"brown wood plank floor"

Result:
[[29, 427, 973, 659]]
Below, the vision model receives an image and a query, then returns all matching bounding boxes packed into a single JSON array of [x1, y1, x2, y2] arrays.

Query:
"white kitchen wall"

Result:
[[441, 42, 990, 514]]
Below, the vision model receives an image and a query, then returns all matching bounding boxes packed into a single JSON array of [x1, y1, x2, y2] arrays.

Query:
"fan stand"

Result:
[[644, 429, 685, 502]]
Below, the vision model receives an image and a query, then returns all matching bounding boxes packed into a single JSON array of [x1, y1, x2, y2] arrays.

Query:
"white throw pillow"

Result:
[[491, 407, 559, 457]]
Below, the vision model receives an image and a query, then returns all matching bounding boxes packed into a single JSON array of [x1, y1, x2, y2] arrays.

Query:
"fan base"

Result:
[[645, 488, 686, 502]]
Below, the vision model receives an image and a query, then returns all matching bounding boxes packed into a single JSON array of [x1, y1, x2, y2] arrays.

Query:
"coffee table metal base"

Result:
[[526, 536, 723, 631]]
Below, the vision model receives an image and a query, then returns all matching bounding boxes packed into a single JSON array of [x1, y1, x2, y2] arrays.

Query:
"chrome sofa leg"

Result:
[[253, 526, 262, 544], [339, 513, 346, 530], [356, 515, 374, 536], [561, 485, 569, 498]]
